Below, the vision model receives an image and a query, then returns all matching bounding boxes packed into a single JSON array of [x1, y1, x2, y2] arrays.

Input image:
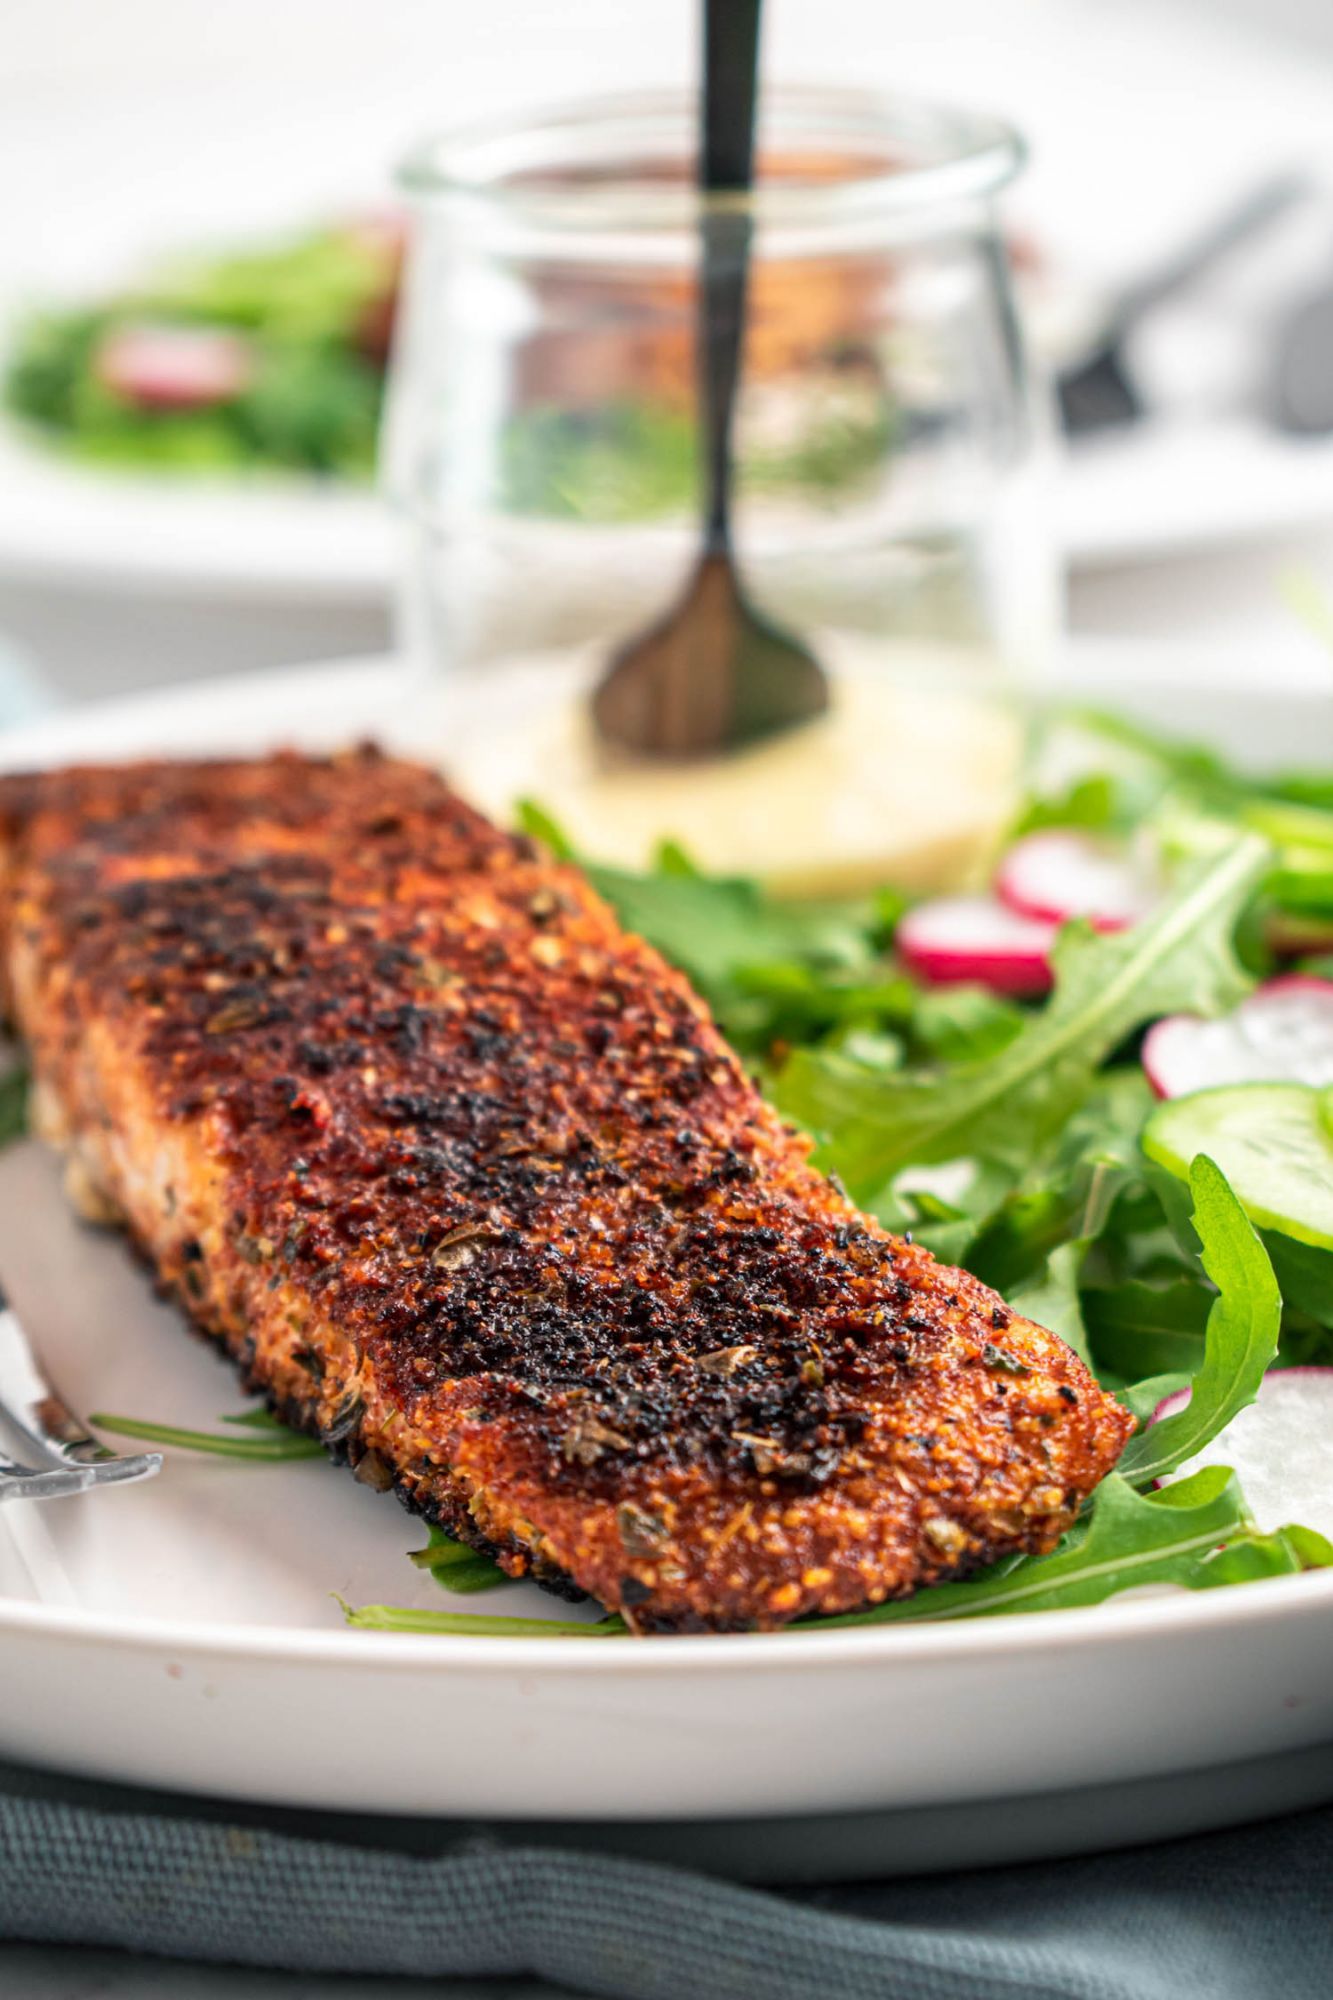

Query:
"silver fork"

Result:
[[0, 1285, 162, 1502]]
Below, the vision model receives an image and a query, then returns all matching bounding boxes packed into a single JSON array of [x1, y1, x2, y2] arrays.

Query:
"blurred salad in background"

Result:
[[3, 217, 403, 477], [3, 214, 894, 503]]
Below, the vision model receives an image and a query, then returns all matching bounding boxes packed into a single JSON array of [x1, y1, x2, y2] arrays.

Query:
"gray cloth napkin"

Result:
[[1, 1760, 1330, 2000]]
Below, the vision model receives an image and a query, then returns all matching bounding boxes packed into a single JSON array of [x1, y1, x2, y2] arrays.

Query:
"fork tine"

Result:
[[0, 1452, 100, 1503], [0, 1289, 161, 1488]]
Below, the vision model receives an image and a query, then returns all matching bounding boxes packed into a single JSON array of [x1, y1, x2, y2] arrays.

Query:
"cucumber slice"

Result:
[[1142, 1082, 1333, 1254]]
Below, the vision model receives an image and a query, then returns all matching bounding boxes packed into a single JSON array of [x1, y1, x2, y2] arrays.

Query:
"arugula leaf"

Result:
[[339, 1597, 626, 1638], [0, 1068, 28, 1150], [1045, 1067, 1158, 1185], [515, 797, 576, 861], [907, 985, 1024, 1066], [884, 1201, 976, 1268], [1011, 771, 1124, 838], [829, 1024, 904, 1073], [1281, 1522, 1333, 1567], [1267, 1235, 1333, 1331], [409, 1526, 511, 1595], [1118, 1156, 1281, 1488], [1243, 797, 1333, 859], [968, 1151, 1129, 1295], [653, 837, 703, 878], [1196, 1522, 1333, 1587], [1277, 777, 1333, 814], [588, 863, 873, 987], [1009, 1239, 1091, 1363], [345, 1468, 1322, 1639], [90, 1409, 324, 1461], [729, 961, 914, 1051], [1268, 853, 1333, 917], [1069, 710, 1253, 816], [1083, 1277, 1212, 1382], [777, 836, 1267, 1197]]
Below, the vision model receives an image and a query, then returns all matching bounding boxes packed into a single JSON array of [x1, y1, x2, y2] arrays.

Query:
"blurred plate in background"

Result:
[[4, 0, 1333, 636]]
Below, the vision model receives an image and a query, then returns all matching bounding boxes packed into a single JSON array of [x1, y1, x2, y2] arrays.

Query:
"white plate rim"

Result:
[[2, 1559, 1331, 1675]]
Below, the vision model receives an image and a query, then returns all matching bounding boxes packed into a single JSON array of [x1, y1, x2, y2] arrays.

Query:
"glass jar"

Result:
[[387, 89, 1056, 896]]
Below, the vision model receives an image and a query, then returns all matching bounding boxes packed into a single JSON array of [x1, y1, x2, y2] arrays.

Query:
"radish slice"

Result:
[[339, 212, 407, 362], [338, 210, 410, 264], [996, 830, 1157, 933], [95, 323, 255, 411], [1143, 976, 1333, 1099], [1151, 1368, 1333, 1538], [897, 896, 1057, 997]]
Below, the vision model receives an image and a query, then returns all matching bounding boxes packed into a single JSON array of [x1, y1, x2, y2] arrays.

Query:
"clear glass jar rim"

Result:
[[397, 86, 1025, 229]]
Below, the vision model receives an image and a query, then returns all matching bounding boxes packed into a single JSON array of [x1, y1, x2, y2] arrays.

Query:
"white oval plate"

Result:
[[1, 646, 1331, 1858], [0, 430, 393, 603]]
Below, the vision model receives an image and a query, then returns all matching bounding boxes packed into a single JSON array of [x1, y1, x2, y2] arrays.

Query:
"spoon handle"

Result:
[[700, 0, 762, 554], [703, 0, 760, 187]]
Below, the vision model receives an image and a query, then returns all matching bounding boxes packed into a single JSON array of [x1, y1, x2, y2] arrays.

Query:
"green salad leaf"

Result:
[[777, 835, 1267, 1198], [339, 1469, 1328, 1640], [339, 1598, 626, 1638], [410, 1526, 512, 1595], [906, 984, 1025, 1065], [1118, 1156, 1282, 1487], [586, 861, 874, 993], [4, 226, 394, 478], [1007, 1239, 1092, 1363], [90, 1408, 324, 1461], [1083, 1277, 1212, 1383], [0, 1068, 28, 1149]]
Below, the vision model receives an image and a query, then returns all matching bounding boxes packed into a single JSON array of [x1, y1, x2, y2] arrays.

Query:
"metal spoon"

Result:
[[591, 0, 828, 759], [1059, 173, 1309, 436]]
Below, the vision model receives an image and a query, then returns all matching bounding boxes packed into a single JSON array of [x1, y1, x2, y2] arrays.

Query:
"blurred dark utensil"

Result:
[[1059, 173, 1309, 437], [592, 0, 828, 759], [1269, 282, 1333, 435]]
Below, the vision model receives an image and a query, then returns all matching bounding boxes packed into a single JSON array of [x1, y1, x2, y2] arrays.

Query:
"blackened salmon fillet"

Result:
[[0, 749, 1132, 1632]]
